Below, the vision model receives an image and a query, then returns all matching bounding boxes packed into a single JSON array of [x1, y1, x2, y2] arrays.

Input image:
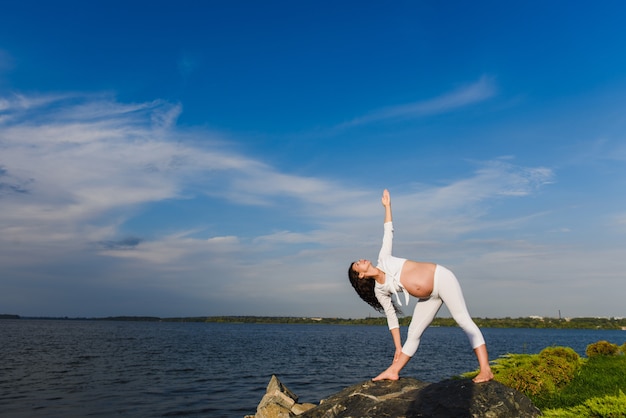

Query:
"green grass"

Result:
[[546, 355, 626, 408], [542, 391, 626, 418]]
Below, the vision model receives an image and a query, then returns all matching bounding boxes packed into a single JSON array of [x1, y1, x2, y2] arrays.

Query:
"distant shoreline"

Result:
[[2, 314, 625, 330]]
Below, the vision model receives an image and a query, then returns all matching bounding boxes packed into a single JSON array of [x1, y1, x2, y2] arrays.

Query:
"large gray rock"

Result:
[[299, 378, 542, 418]]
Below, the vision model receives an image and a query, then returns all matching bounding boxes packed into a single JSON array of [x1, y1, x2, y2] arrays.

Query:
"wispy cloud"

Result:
[[0, 91, 553, 257], [0, 90, 574, 317], [338, 75, 497, 129], [0, 93, 345, 251], [0, 95, 193, 253]]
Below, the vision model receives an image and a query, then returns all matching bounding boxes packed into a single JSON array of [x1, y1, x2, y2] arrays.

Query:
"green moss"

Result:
[[474, 346, 583, 408], [586, 340, 620, 357]]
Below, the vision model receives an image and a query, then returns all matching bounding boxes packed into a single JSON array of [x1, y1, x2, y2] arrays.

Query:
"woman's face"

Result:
[[352, 259, 371, 278]]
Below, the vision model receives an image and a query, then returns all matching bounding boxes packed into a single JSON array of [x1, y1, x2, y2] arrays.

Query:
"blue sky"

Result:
[[1, 1, 625, 318]]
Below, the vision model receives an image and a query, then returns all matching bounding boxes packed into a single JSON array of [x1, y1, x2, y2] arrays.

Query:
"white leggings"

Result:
[[401, 265, 485, 357]]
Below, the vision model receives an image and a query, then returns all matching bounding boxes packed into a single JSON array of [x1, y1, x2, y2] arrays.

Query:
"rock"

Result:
[[300, 378, 542, 418], [292, 403, 318, 415], [248, 375, 316, 418], [248, 376, 542, 417]]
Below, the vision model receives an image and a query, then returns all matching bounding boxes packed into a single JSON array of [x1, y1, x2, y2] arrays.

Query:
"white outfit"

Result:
[[374, 222, 485, 357]]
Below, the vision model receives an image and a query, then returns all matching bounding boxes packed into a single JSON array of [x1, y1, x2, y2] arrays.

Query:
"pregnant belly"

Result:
[[400, 261, 436, 298]]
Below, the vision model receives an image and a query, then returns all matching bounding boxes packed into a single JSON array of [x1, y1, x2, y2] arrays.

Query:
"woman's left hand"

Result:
[[381, 189, 390, 207], [393, 348, 402, 362]]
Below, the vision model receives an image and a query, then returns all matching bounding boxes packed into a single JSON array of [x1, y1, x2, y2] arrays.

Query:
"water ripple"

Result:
[[1, 319, 623, 417]]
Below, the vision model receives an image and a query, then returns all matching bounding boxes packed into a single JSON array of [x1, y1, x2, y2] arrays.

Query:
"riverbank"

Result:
[[3, 314, 625, 330]]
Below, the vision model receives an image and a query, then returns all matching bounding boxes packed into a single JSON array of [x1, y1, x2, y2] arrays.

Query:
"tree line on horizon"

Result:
[[3, 314, 625, 330], [175, 315, 626, 330]]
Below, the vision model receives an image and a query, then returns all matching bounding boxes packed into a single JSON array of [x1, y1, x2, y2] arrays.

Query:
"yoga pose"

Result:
[[348, 189, 493, 383]]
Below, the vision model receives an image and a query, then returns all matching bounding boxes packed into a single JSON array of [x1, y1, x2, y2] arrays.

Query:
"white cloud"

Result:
[[5, 90, 621, 318], [207, 235, 240, 245], [338, 75, 497, 128]]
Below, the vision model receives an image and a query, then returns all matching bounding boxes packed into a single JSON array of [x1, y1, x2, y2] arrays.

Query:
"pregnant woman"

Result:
[[348, 189, 493, 383]]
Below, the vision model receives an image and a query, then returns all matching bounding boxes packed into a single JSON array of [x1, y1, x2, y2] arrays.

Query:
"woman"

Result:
[[348, 189, 493, 383]]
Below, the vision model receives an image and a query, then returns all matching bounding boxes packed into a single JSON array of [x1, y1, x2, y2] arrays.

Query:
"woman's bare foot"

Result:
[[472, 370, 494, 383], [373, 353, 410, 381], [372, 367, 400, 381]]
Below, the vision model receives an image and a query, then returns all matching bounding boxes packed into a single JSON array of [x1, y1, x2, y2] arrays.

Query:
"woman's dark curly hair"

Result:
[[348, 263, 401, 315]]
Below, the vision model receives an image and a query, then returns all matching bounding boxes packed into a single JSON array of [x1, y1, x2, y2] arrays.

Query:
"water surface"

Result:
[[1, 320, 623, 417]]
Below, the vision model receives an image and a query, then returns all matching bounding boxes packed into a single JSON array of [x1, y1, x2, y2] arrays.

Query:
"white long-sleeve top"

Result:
[[374, 222, 410, 330]]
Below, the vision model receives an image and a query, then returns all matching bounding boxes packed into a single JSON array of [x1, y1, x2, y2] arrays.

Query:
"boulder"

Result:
[[246, 375, 316, 418], [300, 378, 542, 418], [248, 376, 542, 418]]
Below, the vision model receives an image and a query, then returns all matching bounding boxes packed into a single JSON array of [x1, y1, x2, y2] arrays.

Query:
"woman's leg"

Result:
[[403, 297, 443, 357], [473, 344, 493, 382], [373, 296, 443, 381], [436, 266, 493, 382]]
